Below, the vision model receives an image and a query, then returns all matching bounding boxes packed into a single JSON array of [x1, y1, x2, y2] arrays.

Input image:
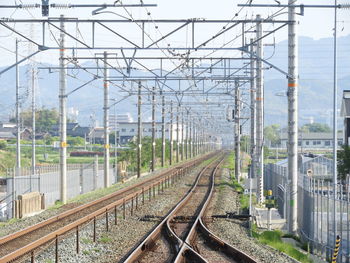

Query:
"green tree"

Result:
[[10, 107, 59, 133], [338, 145, 350, 182], [67, 136, 85, 146], [0, 141, 7, 150], [301, 123, 331, 133], [264, 124, 280, 146]]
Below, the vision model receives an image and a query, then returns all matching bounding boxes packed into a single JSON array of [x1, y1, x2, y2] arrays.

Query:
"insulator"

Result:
[[50, 4, 71, 9], [20, 4, 40, 9], [341, 3, 350, 9]]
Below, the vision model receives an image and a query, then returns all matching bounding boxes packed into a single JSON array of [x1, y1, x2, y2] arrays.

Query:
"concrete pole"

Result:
[[194, 124, 197, 156], [151, 86, 156, 172], [15, 39, 21, 175], [161, 91, 165, 167], [176, 105, 180, 163], [137, 81, 142, 178], [235, 81, 241, 181], [59, 15, 67, 204], [189, 119, 193, 158], [170, 101, 173, 165], [288, 0, 299, 234], [250, 38, 257, 181], [332, 0, 338, 240], [185, 111, 189, 160], [181, 111, 184, 161], [256, 15, 264, 204], [31, 68, 36, 191], [114, 101, 117, 181], [103, 52, 110, 188]]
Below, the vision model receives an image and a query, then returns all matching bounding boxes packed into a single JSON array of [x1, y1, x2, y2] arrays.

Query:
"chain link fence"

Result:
[[265, 155, 350, 262]]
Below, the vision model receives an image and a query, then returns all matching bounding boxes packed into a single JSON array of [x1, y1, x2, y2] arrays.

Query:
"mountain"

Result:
[[0, 34, 349, 127]]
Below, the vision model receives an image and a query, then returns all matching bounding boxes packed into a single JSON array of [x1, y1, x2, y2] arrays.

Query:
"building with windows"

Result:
[[279, 132, 343, 150], [117, 122, 183, 145]]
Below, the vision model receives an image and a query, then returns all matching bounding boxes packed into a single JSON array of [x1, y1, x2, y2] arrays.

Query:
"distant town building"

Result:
[[109, 113, 133, 131], [50, 123, 93, 138], [279, 132, 343, 150], [117, 122, 182, 145], [341, 90, 350, 146]]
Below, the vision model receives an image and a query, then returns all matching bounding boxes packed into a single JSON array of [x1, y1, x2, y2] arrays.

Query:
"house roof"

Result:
[[68, 126, 92, 137]]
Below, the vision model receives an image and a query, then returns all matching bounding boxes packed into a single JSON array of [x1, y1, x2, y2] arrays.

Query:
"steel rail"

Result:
[[123, 154, 224, 263], [174, 157, 258, 263], [0, 153, 214, 263]]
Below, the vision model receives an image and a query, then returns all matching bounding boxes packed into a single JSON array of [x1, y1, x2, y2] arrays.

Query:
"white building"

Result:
[[117, 122, 183, 145], [279, 132, 343, 150]]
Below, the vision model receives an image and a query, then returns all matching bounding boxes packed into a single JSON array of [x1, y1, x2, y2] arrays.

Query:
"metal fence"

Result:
[[265, 156, 350, 262], [0, 161, 121, 221]]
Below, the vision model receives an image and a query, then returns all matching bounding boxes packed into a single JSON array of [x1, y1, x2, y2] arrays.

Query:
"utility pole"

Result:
[[103, 51, 110, 188], [185, 111, 189, 160], [249, 38, 256, 236], [181, 111, 184, 161], [170, 101, 173, 165], [190, 119, 193, 158], [250, 38, 256, 183], [332, 0, 338, 241], [176, 105, 180, 163], [151, 86, 156, 172], [137, 81, 142, 178], [114, 101, 117, 181], [161, 91, 165, 167], [59, 15, 67, 204], [31, 68, 36, 192], [15, 38, 20, 176], [194, 123, 197, 156], [235, 81, 241, 181], [256, 14, 264, 204], [287, 0, 299, 234]]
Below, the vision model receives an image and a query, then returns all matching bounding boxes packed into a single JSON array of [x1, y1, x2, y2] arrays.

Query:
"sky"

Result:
[[0, 0, 349, 67]]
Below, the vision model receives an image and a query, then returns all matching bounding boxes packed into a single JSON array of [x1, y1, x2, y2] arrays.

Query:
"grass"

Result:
[[47, 201, 64, 211], [254, 230, 313, 263], [81, 237, 92, 244], [223, 152, 235, 170], [99, 234, 112, 243]]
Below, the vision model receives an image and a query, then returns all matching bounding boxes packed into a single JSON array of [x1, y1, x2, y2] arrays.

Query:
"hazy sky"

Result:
[[0, 0, 349, 67]]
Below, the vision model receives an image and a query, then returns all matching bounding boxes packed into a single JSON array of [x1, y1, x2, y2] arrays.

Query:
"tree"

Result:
[[301, 123, 331, 133], [338, 145, 350, 182], [10, 107, 59, 133], [264, 124, 280, 147], [67, 136, 85, 146]]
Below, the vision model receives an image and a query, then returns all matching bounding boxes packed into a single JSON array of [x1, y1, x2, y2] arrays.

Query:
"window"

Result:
[[130, 129, 135, 132], [121, 129, 126, 132], [317, 141, 321, 145], [298, 141, 301, 146], [313, 141, 317, 145], [338, 141, 343, 146], [306, 141, 309, 145], [325, 141, 331, 146]]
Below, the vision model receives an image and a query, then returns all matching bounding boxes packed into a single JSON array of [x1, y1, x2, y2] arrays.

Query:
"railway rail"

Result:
[[0, 153, 214, 263], [123, 153, 257, 263]]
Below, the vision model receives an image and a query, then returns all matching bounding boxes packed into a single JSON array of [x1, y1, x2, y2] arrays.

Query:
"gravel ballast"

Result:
[[22, 164, 205, 263], [207, 167, 296, 263]]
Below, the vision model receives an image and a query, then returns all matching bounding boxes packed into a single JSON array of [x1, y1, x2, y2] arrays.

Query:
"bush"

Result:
[[0, 141, 7, 150]]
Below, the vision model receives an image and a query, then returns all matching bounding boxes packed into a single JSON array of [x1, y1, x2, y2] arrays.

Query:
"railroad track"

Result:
[[123, 153, 257, 263], [0, 153, 214, 263]]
